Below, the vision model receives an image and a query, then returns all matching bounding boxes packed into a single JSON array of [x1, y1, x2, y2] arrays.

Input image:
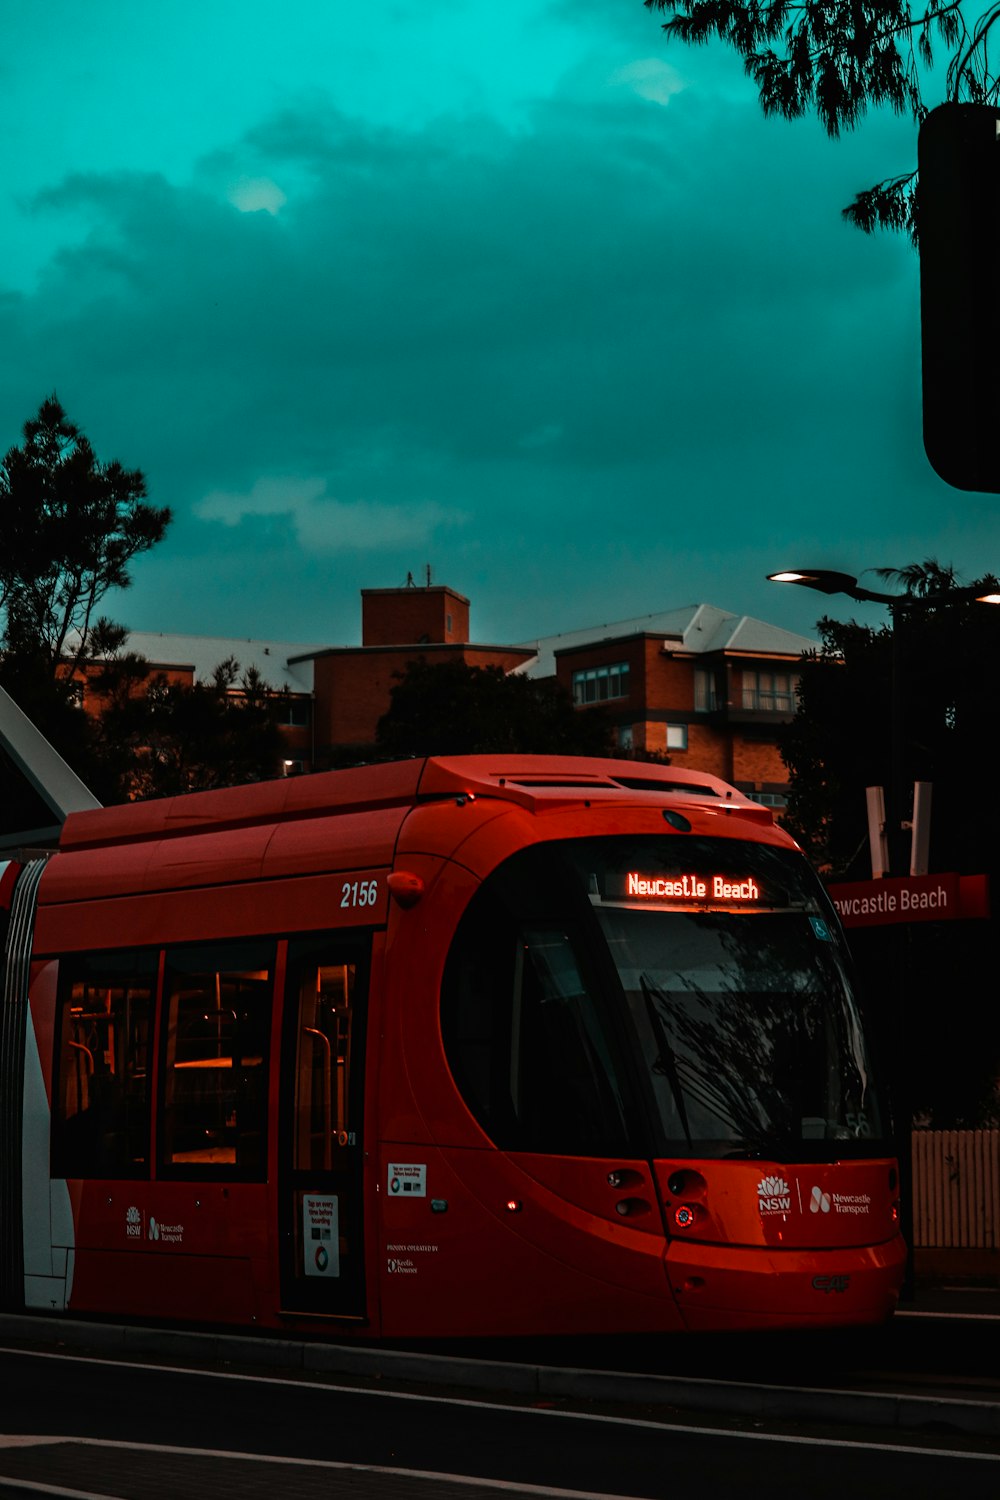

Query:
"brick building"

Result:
[[77, 582, 814, 801], [301, 586, 532, 751], [519, 603, 815, 810]]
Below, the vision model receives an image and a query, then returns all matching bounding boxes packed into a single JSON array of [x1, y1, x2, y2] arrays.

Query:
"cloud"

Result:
[[228, 176, 287, 214], [195, 476, 464, 552], [0, 75, 938, 647], [609, 58, 686, 106]]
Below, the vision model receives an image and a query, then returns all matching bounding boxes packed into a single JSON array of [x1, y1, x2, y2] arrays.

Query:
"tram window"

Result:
[[291, 959, 357, 1171], [160, 942, 274, 1178], [442, 888, 635, 1156], [51, 952, 155, 1179]]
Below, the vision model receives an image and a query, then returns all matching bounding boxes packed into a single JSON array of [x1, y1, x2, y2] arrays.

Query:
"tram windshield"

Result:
[[441, 833, 888, 1161]]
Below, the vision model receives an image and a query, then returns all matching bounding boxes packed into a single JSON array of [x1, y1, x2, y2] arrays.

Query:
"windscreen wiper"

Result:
[[639, 972, 693, 1152]]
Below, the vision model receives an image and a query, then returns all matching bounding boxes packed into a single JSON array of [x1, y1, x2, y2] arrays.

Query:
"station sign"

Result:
[[827, 872, 989, 929]]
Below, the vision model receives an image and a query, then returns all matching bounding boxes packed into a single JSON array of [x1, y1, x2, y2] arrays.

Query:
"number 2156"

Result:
[[341, 879, 379, 908]]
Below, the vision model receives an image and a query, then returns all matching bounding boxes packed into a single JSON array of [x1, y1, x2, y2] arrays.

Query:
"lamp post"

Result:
[[768, 567, 1000, 1298]]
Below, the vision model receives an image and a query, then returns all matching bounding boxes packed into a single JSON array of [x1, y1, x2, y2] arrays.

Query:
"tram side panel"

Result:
[[29, 895, 280, 1326], [0, 859, 74, 1315], [28, 836, 396, 1332], [23, 957, 77, 1312], [373, 828, 686, 1340]]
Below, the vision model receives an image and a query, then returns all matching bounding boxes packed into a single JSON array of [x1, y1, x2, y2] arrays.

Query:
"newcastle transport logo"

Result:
[[756, 1178, 872, 1218]]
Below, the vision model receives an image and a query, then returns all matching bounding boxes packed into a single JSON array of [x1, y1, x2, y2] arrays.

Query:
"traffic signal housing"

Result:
[[918, 103, 1000, 493]]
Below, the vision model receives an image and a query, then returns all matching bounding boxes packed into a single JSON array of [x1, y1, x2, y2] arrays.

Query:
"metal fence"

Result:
[[912, 1130, 1000, 1249]]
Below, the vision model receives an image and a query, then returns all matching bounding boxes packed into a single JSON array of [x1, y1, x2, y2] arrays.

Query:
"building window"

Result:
[[694, 669, 718, 713], [666, 724, 688, 751], [278, 699, 310, 727], [572, 662, 630, 705], [616, 724, 633, 751], [741, 670, 798, 713], [746, 792, 789, 809]]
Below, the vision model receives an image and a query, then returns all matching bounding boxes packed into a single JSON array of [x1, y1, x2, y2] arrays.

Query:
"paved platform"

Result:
[[904, 1279, 1000, 1318]]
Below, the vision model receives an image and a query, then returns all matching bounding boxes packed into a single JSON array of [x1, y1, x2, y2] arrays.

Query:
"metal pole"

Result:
[[889, 605, 915, 1300]]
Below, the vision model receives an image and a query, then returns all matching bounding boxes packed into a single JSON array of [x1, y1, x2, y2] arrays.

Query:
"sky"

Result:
[[1, 0, 995, 653]]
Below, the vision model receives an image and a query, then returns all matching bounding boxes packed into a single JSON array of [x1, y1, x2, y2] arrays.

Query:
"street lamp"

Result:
[[768, 565, 1000, 1298], [767, 568, 1000, 608]]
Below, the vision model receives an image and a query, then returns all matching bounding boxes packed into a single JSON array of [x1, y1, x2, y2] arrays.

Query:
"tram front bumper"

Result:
[[665, 1233, 907, 1331]]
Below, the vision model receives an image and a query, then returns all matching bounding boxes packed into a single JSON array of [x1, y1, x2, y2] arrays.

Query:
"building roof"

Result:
[[113, 601, 816, 695], [516, 604, 817, 678], [122, 631, 326, 694]]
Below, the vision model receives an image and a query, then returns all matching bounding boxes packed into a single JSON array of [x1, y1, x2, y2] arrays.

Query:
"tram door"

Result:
[[278, 936, 369, 1319]]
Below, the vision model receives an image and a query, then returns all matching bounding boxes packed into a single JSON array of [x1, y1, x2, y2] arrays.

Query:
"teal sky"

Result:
[[1, 1, 992, 650]]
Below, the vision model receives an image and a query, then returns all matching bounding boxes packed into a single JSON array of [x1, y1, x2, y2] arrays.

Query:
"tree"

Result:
[[0, 396, 171, 676], [781, 558, 1000, 870], [778, 560, 1000, 1125], [644, 2, 1000, 237], [94, 655, 286, 801], [375, 658, 614, 758], [0, 396, 171, 794], [0, 398, 286, 806]]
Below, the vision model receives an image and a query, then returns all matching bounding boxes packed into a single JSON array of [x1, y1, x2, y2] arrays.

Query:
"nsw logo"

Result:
[[757, 1174, 792, 1215]]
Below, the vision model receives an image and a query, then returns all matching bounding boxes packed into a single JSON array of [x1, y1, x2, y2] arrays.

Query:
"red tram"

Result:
[[0, 755, 905, 1337]]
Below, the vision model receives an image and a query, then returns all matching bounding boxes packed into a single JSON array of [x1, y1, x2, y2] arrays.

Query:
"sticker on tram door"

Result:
[[302, 1194, 340, 1277], [387, 1163, 427, 1197]]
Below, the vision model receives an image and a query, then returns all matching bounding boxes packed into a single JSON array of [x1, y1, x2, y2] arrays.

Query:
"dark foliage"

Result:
[[0, 398, 286, 806], [781, 560, 1000, 874], [94, 656, 286, 801], [0, 396, 171, 675], [778, 561, 1000, 1124], [644, 2, 1000, 238], [375, 657, 614, 758]]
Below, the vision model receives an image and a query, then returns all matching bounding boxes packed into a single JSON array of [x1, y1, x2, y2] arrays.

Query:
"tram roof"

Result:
[[56, 756, 774, 852]]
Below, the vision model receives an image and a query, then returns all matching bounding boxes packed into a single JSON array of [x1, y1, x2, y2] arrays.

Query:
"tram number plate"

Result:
[[341, 878, 379, 909]]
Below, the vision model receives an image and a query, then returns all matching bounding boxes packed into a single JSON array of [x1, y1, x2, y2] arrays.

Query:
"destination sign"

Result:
[[625, 872, 762, 904]]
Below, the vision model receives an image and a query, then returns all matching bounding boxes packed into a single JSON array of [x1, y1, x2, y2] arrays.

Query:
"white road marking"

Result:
[[0, 1344, 997, 1467], [0, 1436, 647, 1499], [897, 1309, 1000, 1322]]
